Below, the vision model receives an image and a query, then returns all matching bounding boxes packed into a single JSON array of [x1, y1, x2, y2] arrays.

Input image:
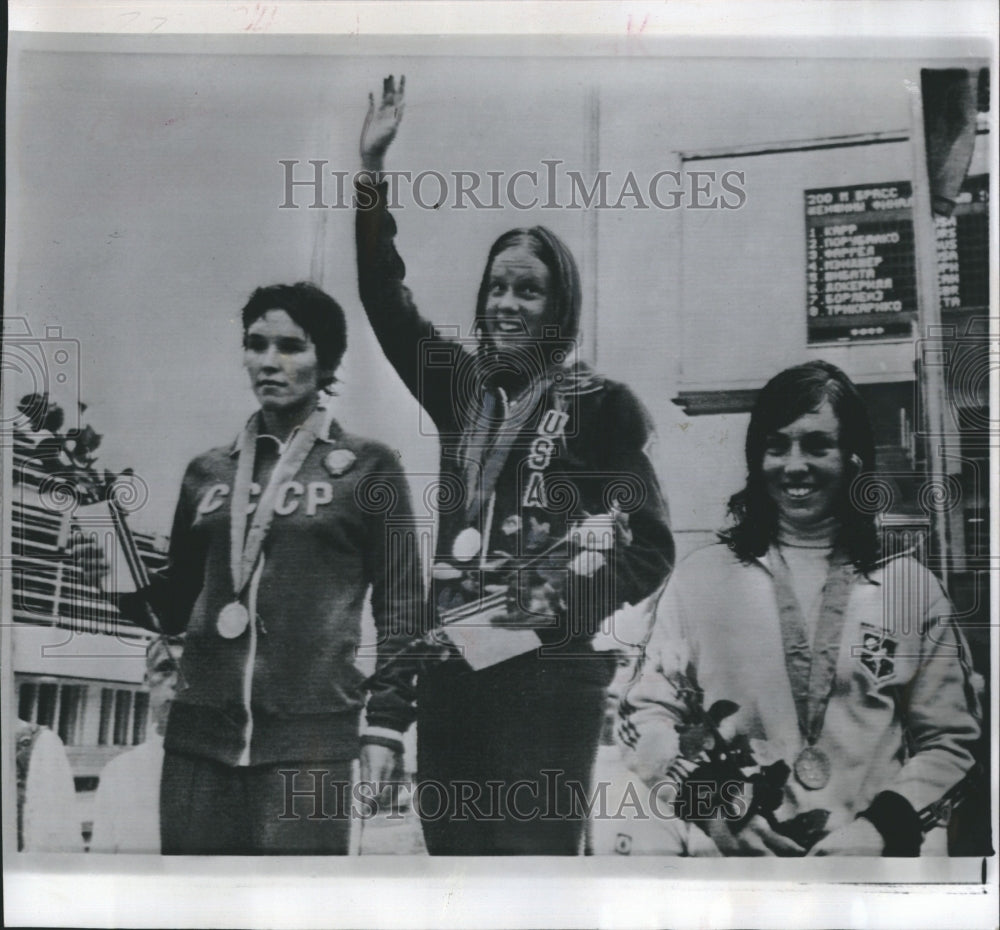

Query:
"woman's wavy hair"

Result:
[[241, 282, 346, 389], [718, 360, 879, 572], [472, 226, 582, 370]]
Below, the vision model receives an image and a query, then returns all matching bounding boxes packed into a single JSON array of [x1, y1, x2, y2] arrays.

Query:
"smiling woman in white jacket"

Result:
[[617, 361, 980, 856]]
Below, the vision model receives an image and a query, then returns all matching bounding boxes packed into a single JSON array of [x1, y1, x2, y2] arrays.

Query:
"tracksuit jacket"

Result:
[[121, 411, 423, 767], [355, 177, 675, 650], [355, 175, 674, 853], [617, 543, 981, 853]]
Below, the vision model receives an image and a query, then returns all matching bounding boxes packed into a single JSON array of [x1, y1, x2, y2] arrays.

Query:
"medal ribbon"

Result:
[[461, 375, 556, 525], [461, 389, 507, 524], [769, 547, 856, 747], [229, 403, 329, 600]]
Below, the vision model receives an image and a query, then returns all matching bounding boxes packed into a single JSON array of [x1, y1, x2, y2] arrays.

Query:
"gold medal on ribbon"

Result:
[[451, 527, 482, 562], [217, 601, 251, 639], [793, 745, 831, 791]]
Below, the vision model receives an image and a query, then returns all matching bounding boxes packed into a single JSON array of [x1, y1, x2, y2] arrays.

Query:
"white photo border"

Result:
[[3, 2, 998, 928]]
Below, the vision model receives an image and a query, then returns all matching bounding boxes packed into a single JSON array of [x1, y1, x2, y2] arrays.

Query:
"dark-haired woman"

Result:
[[356, 78, 673, 855], [618, 361, 980, 856], [77, 282, 423, 854]]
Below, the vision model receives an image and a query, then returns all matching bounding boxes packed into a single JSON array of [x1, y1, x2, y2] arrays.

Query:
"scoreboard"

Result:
[[805, 174, 988, 343]]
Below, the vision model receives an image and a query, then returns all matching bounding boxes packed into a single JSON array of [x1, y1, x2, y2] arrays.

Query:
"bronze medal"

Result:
[[794, 745, 831, 790], [771, 550, 856, 796], [217, 601, 250, 639]]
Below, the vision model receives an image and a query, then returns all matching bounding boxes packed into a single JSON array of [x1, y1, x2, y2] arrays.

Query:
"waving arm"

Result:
[[356, 76, 472, 433], [360, 74, 405, 174]]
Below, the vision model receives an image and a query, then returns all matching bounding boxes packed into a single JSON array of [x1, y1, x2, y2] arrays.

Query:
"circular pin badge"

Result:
[[324, 449, 356, 477], [451, 527, 482, 562], [217, 601, 250, 639], [793, 745, 832, 791]]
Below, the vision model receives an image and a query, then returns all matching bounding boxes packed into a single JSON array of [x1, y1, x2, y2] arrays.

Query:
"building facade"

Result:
[[10, 430, 165, 847]]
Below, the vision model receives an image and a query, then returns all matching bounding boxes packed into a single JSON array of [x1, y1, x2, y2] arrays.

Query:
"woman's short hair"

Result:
[[719, 360, 879, 571], [473, 226, 582, 354], [240, 282, 347, 387]]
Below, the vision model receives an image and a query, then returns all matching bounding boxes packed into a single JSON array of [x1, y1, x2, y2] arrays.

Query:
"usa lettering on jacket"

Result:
[[522, 408, 570, 508], [196, 481, 335, 517]]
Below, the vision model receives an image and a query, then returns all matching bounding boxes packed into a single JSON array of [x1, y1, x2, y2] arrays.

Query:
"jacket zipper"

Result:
[[237, 555, 265, 766]]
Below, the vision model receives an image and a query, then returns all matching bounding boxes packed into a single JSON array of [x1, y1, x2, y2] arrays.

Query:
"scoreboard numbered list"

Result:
[[805, 175, 988, 344]]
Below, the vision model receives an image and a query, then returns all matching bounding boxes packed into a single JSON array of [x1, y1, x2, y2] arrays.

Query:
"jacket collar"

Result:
[[752, 545, 878, 586], [228, 403, 341, 458]]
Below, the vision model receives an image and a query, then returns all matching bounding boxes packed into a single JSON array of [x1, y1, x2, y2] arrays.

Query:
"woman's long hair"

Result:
[[718, 360, 879, 572], [472, 226, 582, 374]]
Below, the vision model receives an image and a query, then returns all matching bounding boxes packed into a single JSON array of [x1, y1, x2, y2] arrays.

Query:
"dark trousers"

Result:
[[160, 751, 354, 855], [416, 651, 615, 855]]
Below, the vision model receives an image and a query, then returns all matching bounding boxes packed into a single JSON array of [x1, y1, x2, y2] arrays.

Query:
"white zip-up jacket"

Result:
[[617, 543, 981, 853]]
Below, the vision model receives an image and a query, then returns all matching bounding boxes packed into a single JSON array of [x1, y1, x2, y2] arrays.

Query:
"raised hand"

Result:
[[360, 74, 405, 172]]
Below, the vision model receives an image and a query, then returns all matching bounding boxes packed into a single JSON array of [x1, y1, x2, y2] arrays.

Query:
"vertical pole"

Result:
[[53, 684, 63, 739], [309, 84, 334, 287], [309, 179, 330, 288], [582, 86, 600, 365], [907, 78, 951, 590], [309, 197, 330, 287], [126, 690, 135, 747]]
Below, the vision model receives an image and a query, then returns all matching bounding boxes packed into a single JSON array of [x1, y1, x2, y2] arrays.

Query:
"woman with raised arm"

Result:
[[617, 361, 981, 856], [356, 76, 674, 854], [75, 283, 422, 854]]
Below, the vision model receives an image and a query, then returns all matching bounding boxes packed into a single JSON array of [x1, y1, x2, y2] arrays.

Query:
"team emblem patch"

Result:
[[858, 625, 897, 683], [323, 449, 356, 477]]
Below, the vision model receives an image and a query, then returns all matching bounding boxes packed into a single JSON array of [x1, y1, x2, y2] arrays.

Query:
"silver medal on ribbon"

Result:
[[217, 601, 250, 639]]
